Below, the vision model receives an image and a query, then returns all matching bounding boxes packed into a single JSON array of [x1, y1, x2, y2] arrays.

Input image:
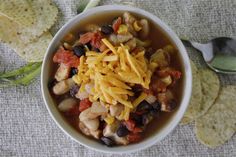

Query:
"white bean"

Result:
[[84, 118, 99, 131], [53, 78, 75, 95], [58, 98, 78, 112], [79, 107, 98, 121]]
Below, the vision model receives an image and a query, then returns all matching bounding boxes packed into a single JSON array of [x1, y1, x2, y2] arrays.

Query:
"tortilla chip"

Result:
[[196, 69, 220, 117], [19, 0, 58, 42], [0, 15, 19, 44], [0, 0, 58, 43], [184, 60, 202, 118], [0, 0, 35, 27], [13, 32, 53, 62], [180, 116, 193, 125], [195, 85, 236, 148]]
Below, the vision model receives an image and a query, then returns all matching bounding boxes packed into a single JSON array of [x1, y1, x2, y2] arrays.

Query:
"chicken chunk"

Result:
[[55, 63, 70, 81], [109, 33, 133, 45], [158, 91, 176, 112], [145, 94, 157, 104], [90, 102, 108, 117]]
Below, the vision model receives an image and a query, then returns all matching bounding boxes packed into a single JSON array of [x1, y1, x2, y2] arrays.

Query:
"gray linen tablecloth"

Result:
[[1, 0, 236, 156]]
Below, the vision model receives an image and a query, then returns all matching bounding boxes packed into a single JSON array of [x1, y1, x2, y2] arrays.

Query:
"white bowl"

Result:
[[41, 5, 192, 154]]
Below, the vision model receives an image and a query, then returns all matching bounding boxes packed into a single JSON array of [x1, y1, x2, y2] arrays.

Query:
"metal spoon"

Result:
[[182, 37, 236, 74]]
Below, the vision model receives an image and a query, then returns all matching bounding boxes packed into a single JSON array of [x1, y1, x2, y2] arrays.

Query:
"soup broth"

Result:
[[50, 11, 184, 145]]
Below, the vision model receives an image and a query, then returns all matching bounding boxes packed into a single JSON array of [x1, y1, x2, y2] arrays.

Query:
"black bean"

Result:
[[101, 25, 113, 35], [130, 113, 143, 126], [152, 101, 161, 111], [116, 125, 129, 137], [136, 100, 152, 112], [70, 85, 80, 97], [149, 109, 160, 117], [70, 67, 78, 77], [100, 136, 115, 147], [132, 84, 143, 93], [73, 45, 85, 57], [142, 114, 153, 126]]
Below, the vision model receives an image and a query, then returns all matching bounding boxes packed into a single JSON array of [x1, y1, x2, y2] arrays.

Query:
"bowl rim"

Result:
[[41, 4, 192, 154]]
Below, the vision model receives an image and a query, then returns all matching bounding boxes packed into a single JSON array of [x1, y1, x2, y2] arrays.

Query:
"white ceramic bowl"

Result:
[[41, 5, 192, 154]]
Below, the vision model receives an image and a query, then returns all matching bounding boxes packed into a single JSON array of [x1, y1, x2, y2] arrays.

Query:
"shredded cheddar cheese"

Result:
[[73, 38, 152, 120]]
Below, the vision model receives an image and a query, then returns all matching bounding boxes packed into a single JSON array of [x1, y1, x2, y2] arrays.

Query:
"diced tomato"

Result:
[[127, 133, 142, 143], [158, 69, 181, 79], [132, 127, 143, 134], [157, 70, 170, 77], [123, 119, 136, 131], [79, 98, 92, 112], [112, 17, 122, 33], [169, 70, 181, 79], [79, 32, 103, 49], [150, 79, 167, 93], [91, 32, 102, 49], [79, 32, 94, 44], [53, 47, 80, 68], [64, 105, 80, 116]]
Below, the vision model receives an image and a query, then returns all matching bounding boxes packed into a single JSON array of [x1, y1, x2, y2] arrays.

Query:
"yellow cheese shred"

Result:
[[73, 38, 152, 120]]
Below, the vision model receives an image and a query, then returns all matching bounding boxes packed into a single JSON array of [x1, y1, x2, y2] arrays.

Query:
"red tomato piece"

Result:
[[79, 32, 94, 44], [91, 32, 102, 49], [169, 70, 181, 79], [150, 79, 167, 93], [112, 17, 122, 33], [53, 47, 80, 68], [79, 32, 103, 49], [79, 98, 92, 112], [127, 133, 142, 143], [158, 69, 181, 79], [132, 127, 143, 134], [123, 119, 136, 131], [157, 70, 170, 77]]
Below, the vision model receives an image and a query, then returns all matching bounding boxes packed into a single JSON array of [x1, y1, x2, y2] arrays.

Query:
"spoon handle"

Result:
[[181, 39, 213, 62], [181, 39, 236, 74]]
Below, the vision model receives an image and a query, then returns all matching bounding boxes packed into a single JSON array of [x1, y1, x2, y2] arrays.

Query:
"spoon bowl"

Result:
[[182, 37, 236, 74]]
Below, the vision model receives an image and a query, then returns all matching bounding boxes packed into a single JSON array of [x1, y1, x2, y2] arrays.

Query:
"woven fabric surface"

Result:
[[0, 0, 236, 156]]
